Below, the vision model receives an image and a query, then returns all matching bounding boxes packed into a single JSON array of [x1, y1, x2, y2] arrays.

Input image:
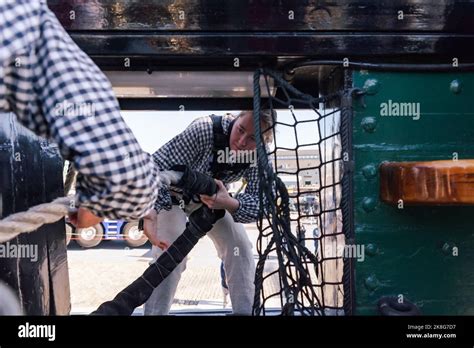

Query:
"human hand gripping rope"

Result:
[[0, 165, 224, 316], [92, 165, 225, 315], [0, 170, 184, 244]]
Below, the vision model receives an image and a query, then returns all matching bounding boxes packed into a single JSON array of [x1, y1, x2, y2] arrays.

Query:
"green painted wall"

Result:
[[352, 71, 474, 315]]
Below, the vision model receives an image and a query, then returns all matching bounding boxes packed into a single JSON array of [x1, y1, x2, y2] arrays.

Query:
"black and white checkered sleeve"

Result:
[[232, 165, 261, 223], [1, 1, 160, 220], [152, 117, 212, 212]]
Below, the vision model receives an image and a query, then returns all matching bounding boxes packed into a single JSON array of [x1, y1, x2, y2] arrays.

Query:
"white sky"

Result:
[[121, 109, 339, 154]]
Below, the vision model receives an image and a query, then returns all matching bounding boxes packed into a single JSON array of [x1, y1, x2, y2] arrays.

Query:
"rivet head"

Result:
[[365, 243, 378, 256], [450, 79, 462, 94], [363, 78, 380, 95], [364, 274, 380, 291], [441, 242, 451, 254], [441, 242, 457, 255], [362, 164, 377, 179], [361, 117, 377, 133], [362, 197, 377, 212]]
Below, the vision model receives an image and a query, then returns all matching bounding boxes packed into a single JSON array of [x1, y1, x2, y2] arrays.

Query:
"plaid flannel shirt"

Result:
[[0, 0, 160, 220], [152, 114, 261, 224]]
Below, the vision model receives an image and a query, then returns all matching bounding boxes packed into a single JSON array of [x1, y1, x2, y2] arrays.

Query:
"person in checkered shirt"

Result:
[[0, 0, 160, 227], [142, 110, 276, 315]]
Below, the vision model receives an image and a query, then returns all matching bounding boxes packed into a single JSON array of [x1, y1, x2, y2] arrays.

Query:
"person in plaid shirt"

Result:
[[0, 0, 160, 227], [143, 110, 276, 315]]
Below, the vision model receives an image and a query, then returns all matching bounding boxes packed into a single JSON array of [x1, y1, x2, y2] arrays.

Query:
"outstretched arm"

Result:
[[1, 1, 160, 221]]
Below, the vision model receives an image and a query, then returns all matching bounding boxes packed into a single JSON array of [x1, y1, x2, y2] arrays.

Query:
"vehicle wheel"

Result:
[[65, 222, 74, 246], [122, 221, 148, 247], [76, 224, 103, 248]]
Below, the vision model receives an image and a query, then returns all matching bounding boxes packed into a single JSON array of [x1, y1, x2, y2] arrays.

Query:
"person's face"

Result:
[[229, 113, 257, 152]]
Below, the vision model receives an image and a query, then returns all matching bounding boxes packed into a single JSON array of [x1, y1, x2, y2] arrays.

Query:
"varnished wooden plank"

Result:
[[380, 160, 474, 205]]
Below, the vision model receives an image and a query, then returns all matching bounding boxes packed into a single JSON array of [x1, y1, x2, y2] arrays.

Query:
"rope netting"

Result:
[[252, 68, 354, 316]]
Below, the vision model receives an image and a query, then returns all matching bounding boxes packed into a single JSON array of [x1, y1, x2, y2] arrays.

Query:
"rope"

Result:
[[252, 68, 347, 316], [0, 170, 183, 244], [340, 84, 357, 315], [63, 161, 77, 195], [92, 167, 222, 315], [0, 196, 74, 243]]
